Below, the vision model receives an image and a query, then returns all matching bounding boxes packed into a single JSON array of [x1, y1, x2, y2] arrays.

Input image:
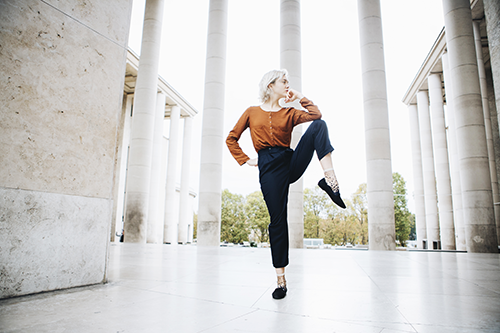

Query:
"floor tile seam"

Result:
[[0, 282, 110, 306], [135, 286, 270, 309], [350, 256, 418, 332], [151, 280, 272, 288], [196, 308, 260, 333], [341, 319, 418, 333], [0, 319, 66, 333], [374, 290, 500, 298], [410, 321, 499, 330], [454, 278, 500, 296], [249, 308, 416, 331], [250, 283, 274, 308], [143, 276, 273, 288]]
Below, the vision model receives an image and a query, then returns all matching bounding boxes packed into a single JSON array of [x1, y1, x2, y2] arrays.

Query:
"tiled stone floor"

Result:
[[1, 243, 499, 332]]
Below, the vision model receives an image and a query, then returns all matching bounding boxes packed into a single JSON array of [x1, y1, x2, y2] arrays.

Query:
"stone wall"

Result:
[[0, 0, 132, 298]]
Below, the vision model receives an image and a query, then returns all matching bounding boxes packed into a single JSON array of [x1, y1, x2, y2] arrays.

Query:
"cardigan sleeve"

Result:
[[226, 109, 251, 166], [293, 97, 322, 126]]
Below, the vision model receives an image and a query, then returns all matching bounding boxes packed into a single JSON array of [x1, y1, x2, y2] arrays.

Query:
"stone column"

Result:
[[442, 52, 466, 250], [178, 117, 194, 244], [123, 0, 165, 243], [112, 94, 134, 242], [442, 0, 498, 252], [407, 104, 427, 249], [428, 73, 455, 250], [484, 0, 500, 130], [357, 0, 395, 250], [147, 92, 166, 244], [417, 90, 440, 248], [281, 0, 304, 249], [473, 20, 500, 244], [197, 0, 228, 246], [163, 105, 181, 244]]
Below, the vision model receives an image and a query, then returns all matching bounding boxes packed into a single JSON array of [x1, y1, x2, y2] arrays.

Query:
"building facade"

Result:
[[114, 50, 198, 245], [403, 0, 500, 252]]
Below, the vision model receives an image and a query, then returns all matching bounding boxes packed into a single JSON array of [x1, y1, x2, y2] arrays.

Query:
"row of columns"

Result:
[[122, 92, 195, 244], [197, 0, 398, 249], [197, 0, 308, 248], [407, 0, 499, 252], [122, 0, 195, 244], [125, 0, 500, 252]]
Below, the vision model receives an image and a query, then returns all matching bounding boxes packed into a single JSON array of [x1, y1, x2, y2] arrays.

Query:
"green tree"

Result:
[[303, 187, 332, 238], [303, 185, 368, 246], [245, 191, 270, 243], [393, 172, 412, 246], [193, 213, 198, 239], [408, 213, 416, 240], [351, 183, 368, 244], [325, 203, 362, 246], [220, 189, 248, 243]]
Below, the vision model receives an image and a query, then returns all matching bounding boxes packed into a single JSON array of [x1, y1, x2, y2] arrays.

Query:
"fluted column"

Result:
[[163, 105, 181, 244], [178, 117, 194, 244], [417, 90, 440, 248], [147, 92, 166, 243], [428, 73, 455, 250], [123, 0, 165, 243], [473, 20, 500, 244], [407, 104, 427, 249], [442, 52, 466, 250], [357, 0, 395, 250], [443, 0, 498, 252], [197, 0, 228, 246], [281, 0, 304, 249]]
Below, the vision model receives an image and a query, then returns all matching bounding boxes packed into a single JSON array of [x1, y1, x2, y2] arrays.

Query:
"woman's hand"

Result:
[[285, 88, 304, 103], [246, 158, 258, 167]]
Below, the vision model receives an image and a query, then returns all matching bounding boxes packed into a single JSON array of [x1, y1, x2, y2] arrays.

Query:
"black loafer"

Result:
[[318, 178, 346, 209], [272, 286, 287, 299]]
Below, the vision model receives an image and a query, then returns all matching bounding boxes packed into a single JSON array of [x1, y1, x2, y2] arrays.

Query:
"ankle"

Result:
[[277, 274, 286, 288], [324, 172, 339, 192]]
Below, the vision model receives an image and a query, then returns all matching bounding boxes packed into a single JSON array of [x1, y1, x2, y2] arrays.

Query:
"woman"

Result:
[[226, 69, 345, 300]]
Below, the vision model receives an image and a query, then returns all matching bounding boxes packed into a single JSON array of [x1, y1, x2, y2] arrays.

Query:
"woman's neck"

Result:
[[261, 96, 281, 111]]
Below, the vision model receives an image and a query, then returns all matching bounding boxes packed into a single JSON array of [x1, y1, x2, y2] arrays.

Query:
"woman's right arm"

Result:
[[226, 110, 251, 166]]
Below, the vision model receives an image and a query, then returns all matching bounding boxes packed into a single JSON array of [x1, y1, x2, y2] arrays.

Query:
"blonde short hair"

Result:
[[258, 69, 289, 102]]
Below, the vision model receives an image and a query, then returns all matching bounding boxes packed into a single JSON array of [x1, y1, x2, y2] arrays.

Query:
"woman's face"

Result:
[[269, 75, 289, 99]]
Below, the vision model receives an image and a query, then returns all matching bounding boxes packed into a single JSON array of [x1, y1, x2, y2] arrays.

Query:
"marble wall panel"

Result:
[[0, 188, 111, 298], [42, 0, 132, 45], [0, 0, 132, 199]]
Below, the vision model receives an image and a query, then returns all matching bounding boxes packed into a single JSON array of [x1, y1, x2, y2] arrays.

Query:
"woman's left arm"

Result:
[[293, 97, 322, 125]]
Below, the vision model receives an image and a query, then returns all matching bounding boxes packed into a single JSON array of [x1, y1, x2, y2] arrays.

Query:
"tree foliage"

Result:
[[219, 189, 269, 243], [303, 184, 368, 246], [245, 191, 270, 243], [350, 183, 368, 245], [393, 172, 413, 246], [303, 187, 332, 238], [218, 173, 415, 248], [193, 213, 198, 239], [220, 189, 248, 243]]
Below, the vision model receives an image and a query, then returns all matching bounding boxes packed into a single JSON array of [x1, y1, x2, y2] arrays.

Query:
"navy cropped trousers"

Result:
[[257, 119, 334, 268]]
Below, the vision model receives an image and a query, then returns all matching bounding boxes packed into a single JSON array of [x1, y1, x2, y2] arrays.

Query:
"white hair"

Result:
[[258, 69, 289, 102]]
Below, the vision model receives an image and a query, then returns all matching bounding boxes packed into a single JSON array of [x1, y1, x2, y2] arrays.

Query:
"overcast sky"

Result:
[[127, 0, 446, 213]]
